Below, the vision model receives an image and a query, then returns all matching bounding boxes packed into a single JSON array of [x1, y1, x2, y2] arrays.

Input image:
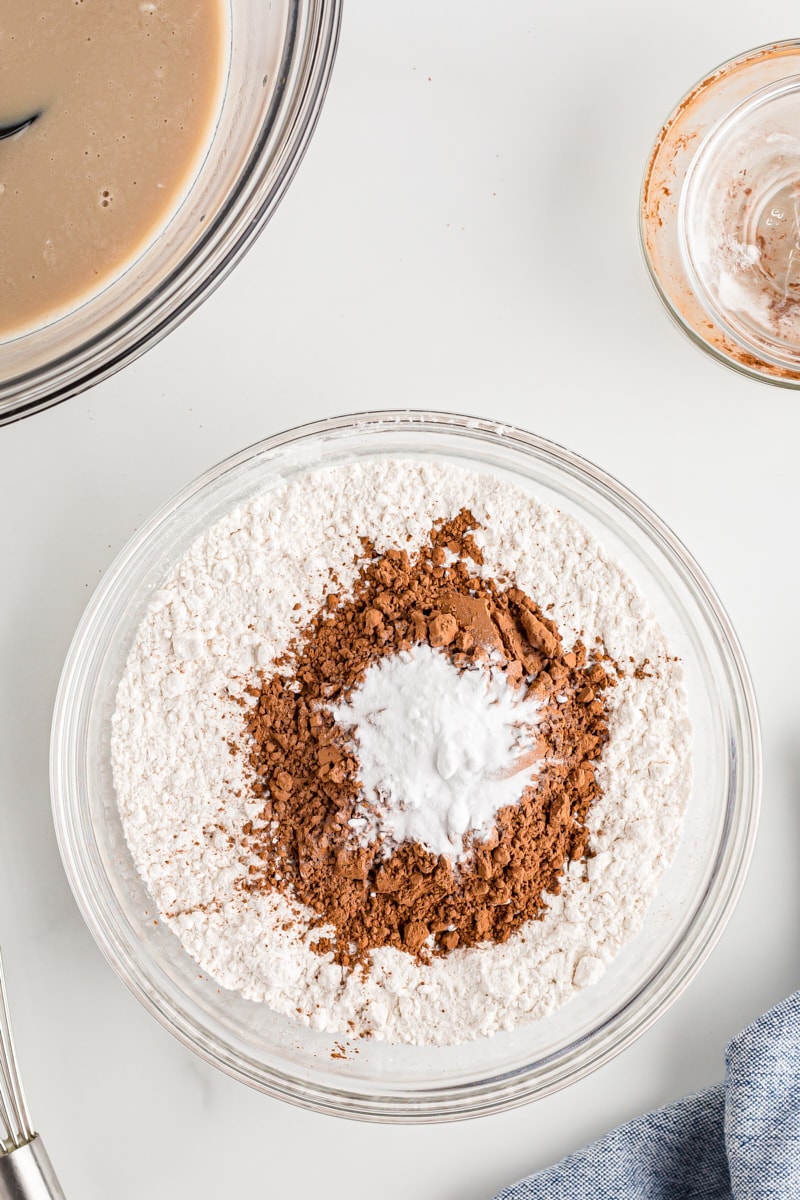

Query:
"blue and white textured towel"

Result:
[[494, 991, 800, 1200]]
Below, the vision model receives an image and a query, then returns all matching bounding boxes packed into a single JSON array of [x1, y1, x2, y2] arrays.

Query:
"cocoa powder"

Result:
[[236, 511, 612, 967]]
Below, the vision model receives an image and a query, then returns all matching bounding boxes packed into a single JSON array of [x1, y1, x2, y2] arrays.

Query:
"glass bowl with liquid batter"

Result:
[[0, 0, 341, 424]]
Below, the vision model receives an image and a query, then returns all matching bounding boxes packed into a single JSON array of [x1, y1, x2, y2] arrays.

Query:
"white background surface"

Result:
[[0, 3, 798, 1196]]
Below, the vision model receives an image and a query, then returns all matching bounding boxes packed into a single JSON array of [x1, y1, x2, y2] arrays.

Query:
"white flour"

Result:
[[111, 459, 692, 1046]]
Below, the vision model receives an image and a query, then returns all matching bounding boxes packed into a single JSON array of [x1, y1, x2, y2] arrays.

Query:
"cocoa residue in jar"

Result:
[[235, 510, 613, 968]]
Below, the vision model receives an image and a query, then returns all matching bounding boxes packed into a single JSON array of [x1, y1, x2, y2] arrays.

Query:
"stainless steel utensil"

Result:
[[0, 949, 66, 1199], [0, 115, 40, 142]]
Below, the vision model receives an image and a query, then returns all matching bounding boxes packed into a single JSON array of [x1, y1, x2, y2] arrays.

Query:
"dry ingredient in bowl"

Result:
[[112, 460, 692, 1045], [239, 511, 611, 967]]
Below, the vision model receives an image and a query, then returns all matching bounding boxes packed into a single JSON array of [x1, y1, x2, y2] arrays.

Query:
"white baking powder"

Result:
[[111, 459, 692, 1045], [329, 643, 543, 860]]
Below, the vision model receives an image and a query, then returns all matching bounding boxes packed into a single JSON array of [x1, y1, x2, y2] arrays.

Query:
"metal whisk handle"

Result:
[[0, 1138, 65, 1200]]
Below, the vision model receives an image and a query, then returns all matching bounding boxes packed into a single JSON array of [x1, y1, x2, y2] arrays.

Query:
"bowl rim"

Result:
[[50, 409, 762, 1121], [0, 0, 343, 427]]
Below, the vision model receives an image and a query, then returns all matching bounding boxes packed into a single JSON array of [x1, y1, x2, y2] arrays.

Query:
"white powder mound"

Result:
[[329, 643, 544, 859], [111, 459, 692, 1046]]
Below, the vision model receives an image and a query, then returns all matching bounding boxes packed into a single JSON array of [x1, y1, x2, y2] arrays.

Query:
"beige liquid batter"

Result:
[[0, 1, 227, 339]]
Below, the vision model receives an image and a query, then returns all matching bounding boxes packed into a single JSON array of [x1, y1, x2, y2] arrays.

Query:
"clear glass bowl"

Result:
[[51, 411, 761, 1122], [641, 40, 800, 385], [0, 0, 341, 426]]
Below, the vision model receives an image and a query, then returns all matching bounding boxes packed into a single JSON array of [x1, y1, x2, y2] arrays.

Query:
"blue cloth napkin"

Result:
[[494, 991, 800, 1200]]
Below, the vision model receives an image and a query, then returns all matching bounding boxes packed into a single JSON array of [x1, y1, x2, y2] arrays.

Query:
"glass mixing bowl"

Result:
[[641, 40, 800, 386], [0, 0, 341, 426], [51, 411, 760, 1121]]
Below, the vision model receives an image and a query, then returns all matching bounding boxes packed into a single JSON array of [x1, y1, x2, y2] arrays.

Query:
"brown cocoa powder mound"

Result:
[[235, 510, 613, 968]]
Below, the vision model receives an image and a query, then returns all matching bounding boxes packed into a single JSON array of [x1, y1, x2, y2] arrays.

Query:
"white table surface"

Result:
[[1, 3, 798, 1196]]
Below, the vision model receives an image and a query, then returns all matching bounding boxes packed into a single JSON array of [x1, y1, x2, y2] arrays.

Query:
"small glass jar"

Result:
[[641, 41, 800, 386]]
